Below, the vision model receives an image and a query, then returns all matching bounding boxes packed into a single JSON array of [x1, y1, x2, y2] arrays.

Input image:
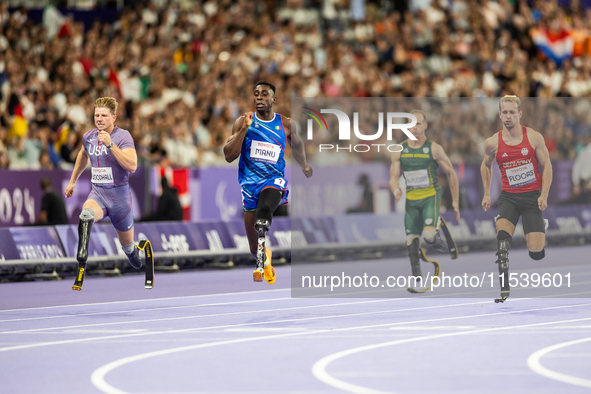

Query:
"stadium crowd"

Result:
[[0, 0, 591, 174]]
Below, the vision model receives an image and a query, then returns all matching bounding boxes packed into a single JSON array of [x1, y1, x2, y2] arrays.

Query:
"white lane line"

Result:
[[527, 336, 591, 389], [91, 303, 591, 394], [0, 297, 293, 323], [312, 315, 591, 394], [0, 288, 289, 313], [543, 353, 591, 357], [0, 299, 496, 351], [297, 283, 591, 299], [0, 299, 399, 334], [6, 286, 589, 325]]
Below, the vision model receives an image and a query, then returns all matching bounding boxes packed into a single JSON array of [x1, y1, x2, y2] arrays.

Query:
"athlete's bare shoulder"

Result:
[[483, 132, 499, 155], [390, 149, 401, 162], [525, 126, 545, 147], [430, 140, 444, 159], [525, 126, 540, 136], [282, 115, 294, 135], [430, 140, 445, 152]]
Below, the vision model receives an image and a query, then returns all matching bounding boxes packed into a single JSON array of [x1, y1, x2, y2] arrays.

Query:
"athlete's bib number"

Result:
[[250, 141, 281, 164], [91, 167, 114, 185], [404, 170, 430, 189], [506, 163, 536, 188]]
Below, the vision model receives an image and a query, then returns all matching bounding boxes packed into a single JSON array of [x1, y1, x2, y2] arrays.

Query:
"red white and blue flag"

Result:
[[531, 27, 573, 65]]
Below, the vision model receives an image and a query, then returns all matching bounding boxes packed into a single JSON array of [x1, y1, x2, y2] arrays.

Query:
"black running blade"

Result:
[[72, 262, 87, 291], [440, 216, 459, 259], [138, 240, 155, 289], [495, 272, 510, 303]]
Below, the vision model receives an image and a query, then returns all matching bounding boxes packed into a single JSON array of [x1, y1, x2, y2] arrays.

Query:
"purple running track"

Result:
[[0, 251, 590, 394]]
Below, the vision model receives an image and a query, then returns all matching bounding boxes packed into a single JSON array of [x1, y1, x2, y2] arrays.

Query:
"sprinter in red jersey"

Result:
[[481, 96, 553, 303]]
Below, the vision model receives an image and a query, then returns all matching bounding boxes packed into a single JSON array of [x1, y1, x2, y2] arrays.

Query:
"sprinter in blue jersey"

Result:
[[224, 81, 313, 284]]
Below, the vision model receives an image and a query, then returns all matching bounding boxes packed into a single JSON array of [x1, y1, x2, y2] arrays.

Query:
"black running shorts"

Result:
[[496, 190, 546, 234]]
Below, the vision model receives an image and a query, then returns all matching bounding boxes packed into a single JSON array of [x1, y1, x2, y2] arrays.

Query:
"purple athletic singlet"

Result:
[[82, 126, 136, 232]]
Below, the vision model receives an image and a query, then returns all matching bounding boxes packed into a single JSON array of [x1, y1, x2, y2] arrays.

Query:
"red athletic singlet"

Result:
[[496, 126, 542, 193]]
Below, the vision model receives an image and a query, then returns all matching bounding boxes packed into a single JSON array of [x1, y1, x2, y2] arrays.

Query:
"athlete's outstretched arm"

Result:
[[389, 151, 402, 203], [65, 149, 90, 198], [532, 130, 552, 211], [224, 113, 252, 163], [286, 118, 313, 178], [97, 130, 138, 173], [481, 137, 497, 211], [433, 143, 460, 222]]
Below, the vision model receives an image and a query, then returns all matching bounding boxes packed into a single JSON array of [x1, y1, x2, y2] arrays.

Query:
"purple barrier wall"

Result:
[[0, 162, 575, 227], [333, 213, 406, 243], [198, 168, 244, 222], [0, 169, 146, 228], [291, 217, 339, 245], [54, 224, 116, 258], [0, 206, 589, 262], [0, 229, 20, 260], [9, 227, 64, 260], [291, 163, 390, 217], [52, 218, 295, 259], [290, 161, 575, 216], [197, 167, 292, 221]]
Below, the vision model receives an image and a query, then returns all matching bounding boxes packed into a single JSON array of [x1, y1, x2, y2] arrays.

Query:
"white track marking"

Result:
[[0, 288, 289, 313], [0, 300, 491, 350], [0, 299, 399, 334], [527, 336, 591, 389], [91, 303, 591, 394], [297, 281, 591, 298], [0, 297, 293, 323], [312, 315, 591, 394]]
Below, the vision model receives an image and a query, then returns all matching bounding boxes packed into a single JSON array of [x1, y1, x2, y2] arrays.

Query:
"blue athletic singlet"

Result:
[[239, 113, 287, 187]]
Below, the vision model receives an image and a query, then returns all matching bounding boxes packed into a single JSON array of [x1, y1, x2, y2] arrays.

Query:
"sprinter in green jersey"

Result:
[[390, 110, 460, 280]]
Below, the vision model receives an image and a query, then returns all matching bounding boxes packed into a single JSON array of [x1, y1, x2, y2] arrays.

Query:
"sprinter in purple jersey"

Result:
[[65, 97, 143, 270]]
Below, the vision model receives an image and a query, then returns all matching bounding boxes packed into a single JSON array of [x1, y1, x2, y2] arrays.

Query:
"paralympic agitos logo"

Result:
[[303, 107, 418, 153]]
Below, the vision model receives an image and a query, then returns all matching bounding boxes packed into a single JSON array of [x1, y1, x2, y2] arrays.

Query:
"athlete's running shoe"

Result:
[[424, 232, 448, 253], [263, 248, 276, 285], [125, 246, 143, 269]]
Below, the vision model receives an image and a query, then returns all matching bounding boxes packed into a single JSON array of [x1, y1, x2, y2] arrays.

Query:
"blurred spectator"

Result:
[[141, 176, 184, 222], [0, 0, 588, 186], [162, 123, 197, 167], [7, 137, 28, 169], [39, 149, 55, 170], [569, 135, 591, 204], [35, 177, 68, 225], [0, 151, 9, 168], [60, 130, 81, 165], [346, 173, 374, 213]]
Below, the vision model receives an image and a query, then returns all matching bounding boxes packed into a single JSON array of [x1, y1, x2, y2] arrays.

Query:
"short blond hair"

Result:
[[499, 95, 521, 112], [410, 109, 427, 123], [95, 97, 118, 115]]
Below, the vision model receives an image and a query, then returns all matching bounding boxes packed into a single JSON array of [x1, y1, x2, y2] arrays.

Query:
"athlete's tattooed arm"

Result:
[[481, 135, 498, 211], [224, 113, 253, 163], [389, 150, 402, 203], [530, 128, 552, 211], [285, 117, 313, 178], [433, 143, 460, 222]]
